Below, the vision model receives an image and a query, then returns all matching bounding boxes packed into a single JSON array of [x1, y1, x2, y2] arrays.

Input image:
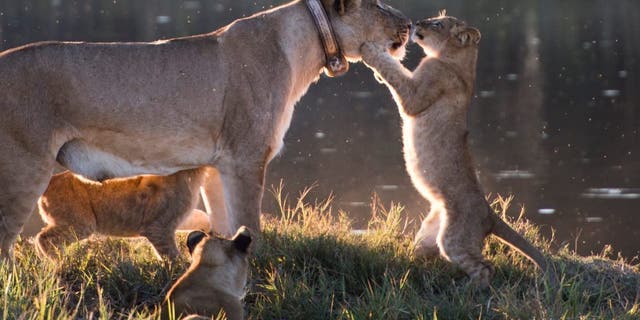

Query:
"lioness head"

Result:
[[413, 13, 481, 57], [323, 0, 411, 60]]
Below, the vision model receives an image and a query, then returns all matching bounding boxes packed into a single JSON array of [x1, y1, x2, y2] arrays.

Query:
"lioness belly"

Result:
[[57, 132, 216, 180]]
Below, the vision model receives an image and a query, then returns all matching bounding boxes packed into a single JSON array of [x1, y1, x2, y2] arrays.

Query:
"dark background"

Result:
[[2, 0, 639, 257]]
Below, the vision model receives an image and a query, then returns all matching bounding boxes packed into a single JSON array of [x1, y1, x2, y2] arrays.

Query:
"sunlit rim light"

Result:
[[422, 46, 440, 58]]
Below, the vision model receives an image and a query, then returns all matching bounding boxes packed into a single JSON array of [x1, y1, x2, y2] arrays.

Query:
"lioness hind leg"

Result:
[[438, 218, 494, 288], [1, 196, 47, 259], [0, 145, 55, 259]]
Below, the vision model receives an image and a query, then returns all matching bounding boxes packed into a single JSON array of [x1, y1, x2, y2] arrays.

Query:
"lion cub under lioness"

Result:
[[162, 226, 251, 320], [361, 14, 555, 287], [36, 167, 209, 260]]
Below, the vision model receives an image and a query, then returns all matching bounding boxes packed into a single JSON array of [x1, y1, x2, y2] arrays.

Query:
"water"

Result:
[[2, 0, 639, 257]]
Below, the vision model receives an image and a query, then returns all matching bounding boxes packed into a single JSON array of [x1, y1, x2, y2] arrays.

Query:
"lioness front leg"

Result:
[[217, 161, 266, 236]]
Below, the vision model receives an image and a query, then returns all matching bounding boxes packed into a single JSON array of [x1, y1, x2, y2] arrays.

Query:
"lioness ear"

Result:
[[186, 230, 206, 255], [456, 27, 481, 46], [232, 226, 252, 253]]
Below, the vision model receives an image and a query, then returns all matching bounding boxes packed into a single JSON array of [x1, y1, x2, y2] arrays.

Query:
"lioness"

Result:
[[36, 168, 208, 260], [0, 0, 410, 258], [162, 226, 252, 320], [361, 14, 555, 287]]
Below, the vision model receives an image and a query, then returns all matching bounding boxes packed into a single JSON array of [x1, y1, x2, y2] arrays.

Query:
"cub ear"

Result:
[[232, 226, 252, 253], [186, 230, 207, 255], [456, 27, 481, 46], [323, 0, 361, 15]]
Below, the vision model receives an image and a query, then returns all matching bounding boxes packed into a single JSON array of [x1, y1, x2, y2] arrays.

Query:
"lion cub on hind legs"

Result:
[[361, 14, 556, 287]]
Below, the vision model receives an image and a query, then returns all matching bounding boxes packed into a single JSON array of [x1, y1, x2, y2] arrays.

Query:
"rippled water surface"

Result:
[[2, 0, 639, 257]]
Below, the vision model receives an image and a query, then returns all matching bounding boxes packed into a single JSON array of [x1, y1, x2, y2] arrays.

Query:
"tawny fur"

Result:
[[36, 168, 209, 260], [361, 16, 555, 287], [178, 209, 212, 232], [0, 0, 410, 258], [162, 227, 252, 320]]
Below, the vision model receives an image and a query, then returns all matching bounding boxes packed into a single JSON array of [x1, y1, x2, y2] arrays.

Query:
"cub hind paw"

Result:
[[413, 242, 440, 259], [467, 262, 495, 288]]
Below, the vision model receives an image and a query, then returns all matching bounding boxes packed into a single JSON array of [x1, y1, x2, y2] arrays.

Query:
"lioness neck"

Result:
[[273, 1, 326, 100]]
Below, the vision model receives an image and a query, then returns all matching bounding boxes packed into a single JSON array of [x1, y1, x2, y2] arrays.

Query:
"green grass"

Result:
[[1, 188, 639, 319]]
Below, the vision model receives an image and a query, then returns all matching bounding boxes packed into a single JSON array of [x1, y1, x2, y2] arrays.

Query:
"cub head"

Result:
[[163, 227, 252, 318], [322, 0, 411, 60], [186, 226, 252, 282], [413, 12, 481, 58]]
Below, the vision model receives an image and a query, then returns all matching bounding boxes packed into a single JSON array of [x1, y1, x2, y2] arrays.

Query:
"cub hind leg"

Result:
[[142, 226, 180, 260], [413, 207, 442, 258], [36, 224, 93, 259], [437, 211, 494, 288], [200, 167, 230, 235]]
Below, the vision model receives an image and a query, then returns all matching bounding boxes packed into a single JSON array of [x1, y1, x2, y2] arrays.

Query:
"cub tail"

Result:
[[490, 210, 558, 287]]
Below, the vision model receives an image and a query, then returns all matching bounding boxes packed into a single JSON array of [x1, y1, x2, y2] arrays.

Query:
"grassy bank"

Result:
[[1, 189, 639, 319]]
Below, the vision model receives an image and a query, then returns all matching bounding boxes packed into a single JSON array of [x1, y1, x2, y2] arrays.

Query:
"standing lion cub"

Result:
[[361, 14, 555, 287], [36, 167, 209, 260]]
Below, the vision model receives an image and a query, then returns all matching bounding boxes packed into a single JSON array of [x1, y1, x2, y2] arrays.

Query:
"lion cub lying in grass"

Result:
[[162, 226, 251, 320], [361, 14, 555, 287], [36, 167, 209, 260]]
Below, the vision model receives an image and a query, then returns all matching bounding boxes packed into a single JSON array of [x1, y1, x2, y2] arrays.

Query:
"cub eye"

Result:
[[431, 21, 444, 29]]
